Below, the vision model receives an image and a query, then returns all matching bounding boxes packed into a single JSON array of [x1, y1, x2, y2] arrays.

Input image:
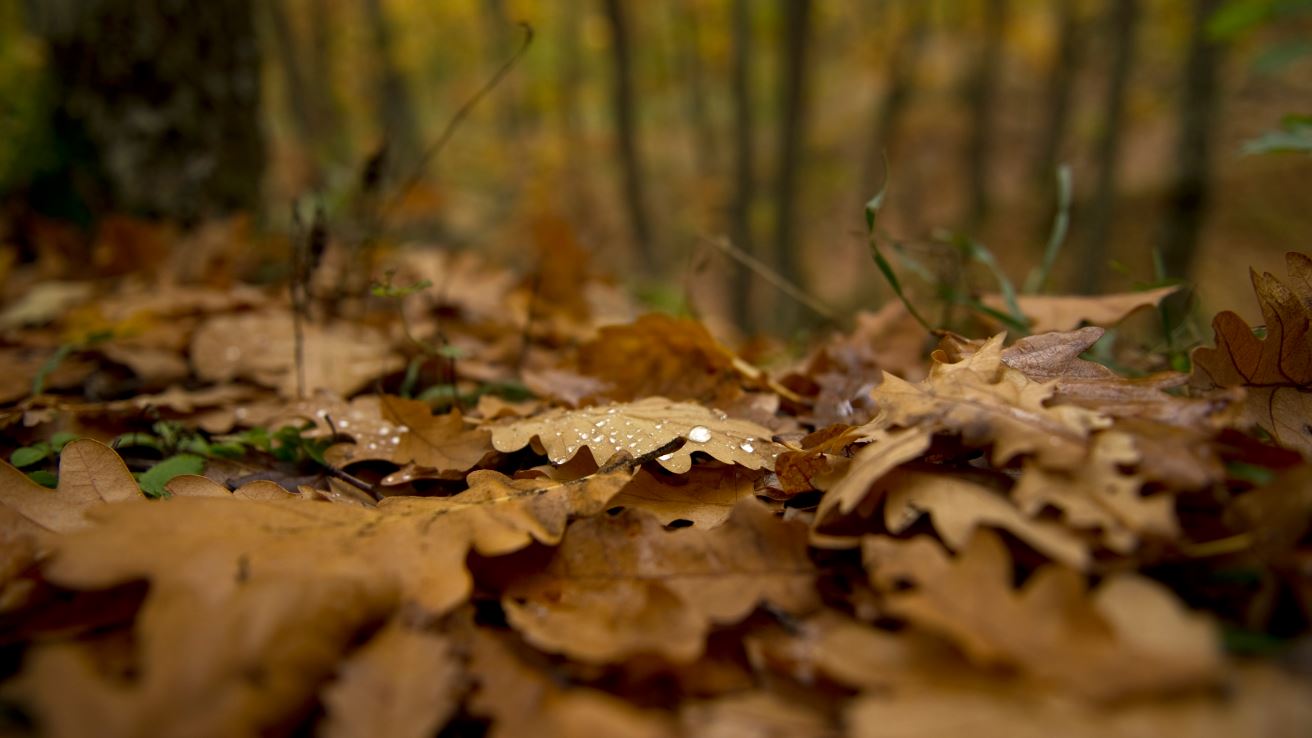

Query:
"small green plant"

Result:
[[8, 431, 79, 487]]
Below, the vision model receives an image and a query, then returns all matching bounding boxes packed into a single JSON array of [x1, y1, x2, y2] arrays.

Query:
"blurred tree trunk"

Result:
[[602, 0, 656, 270], [264, 0, 322, 184], [729, 0, 756, 332], [482, 0, 524, 141], [1159, 0, 1226, 281], [556, 0, 591, 225], [1079, 0, 1139, 293], [773, 0, 813, 328], [1031, 0, 1082, 222], [672, 0, 718, 179], [363, 0, 422, 167], [307, 0, 346, 160], [27, 0, 264, 221], [964, 0, 1007, 230], [860, 2, 928, 223]]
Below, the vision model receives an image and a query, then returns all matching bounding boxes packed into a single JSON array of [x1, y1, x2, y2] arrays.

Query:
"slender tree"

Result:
[[264, 0, 321, 183], [772, 0, 814, 326], [729, 0, 756, 331], [363, 0, 422, 165], [1159, 0, 1226, 281], [1079, 0, 1139, 293], [964, 0, 1008, 230], [860, 2, 929, 218], [672, 0, 718, 180], [1031, 0, 1082, 216], [602, 0, 656, 270]]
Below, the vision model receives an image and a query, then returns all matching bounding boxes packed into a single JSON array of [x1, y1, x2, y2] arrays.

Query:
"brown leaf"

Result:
[[864, 531, 1220, 700], [847, 665, 1312, 738], [1011, 431, 1177, 553], [381, 397, 494, 472], [491, 398, 780, 473], [503, 500, 817, 663], [870, 334, 1110, 469], [881, 468, 1089, 569], [319, 622, 462, 738], [0, 439, 143, 533], [574, 313, 752, 404], [191, 310, 403, 397], [468, 629, 675, 738], [608, 465, 760, 528], [982, 285, 1179, 333], [1191, 252, 1312, 457], [815, 426, 932, 521], [679, 692, 834, 738]]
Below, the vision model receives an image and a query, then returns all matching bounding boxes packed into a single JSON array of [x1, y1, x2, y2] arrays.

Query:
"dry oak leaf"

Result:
[[1191, 252, 1312, 457], [0, 439, 143, 534], [490, 397, 780, 474], [574, 313, 759, 404], [191, 309, 402, 398], [1000, 327, 1237, 429], [502, 499, 818, 664], [815, 426, 932, 523], [19, 470, 631, 737], [871, 334, 1110, 469], [1011, 431, 1176, 553], [319, 622, 462, 738], [877, 467, 1089, 569], [608, 465, 761, 528], [847, 665, 1312, 738], [863, 531, 1221, 701], [981, 284, 1178, 333], [468, 629, 674, 738], [679, 692, 834, 738]]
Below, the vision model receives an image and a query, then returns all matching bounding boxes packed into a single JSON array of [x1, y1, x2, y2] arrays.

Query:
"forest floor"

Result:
[[1, 229, 1311, 737]]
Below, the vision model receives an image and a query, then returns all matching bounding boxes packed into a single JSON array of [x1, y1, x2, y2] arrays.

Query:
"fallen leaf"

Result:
[[607, 465, 761, 528], [0, 439, 143, 533], [679, 691, 833, 738], [190, 310, 402, 398], [468, 629, 675, 738], [863, 531, 1220, 700], [815, 426, 932, 520], [1011, 431, 1177, 553], [573, 313, 753, 404], [490, 397, 781, 473], [982, 285, 1179, 333], [1191, 252, 1312, 457], [503, 500, 817, 663], [319, 622, 462, 738], [870, 334, 1110, 469], [881, 467, 1089, 569]]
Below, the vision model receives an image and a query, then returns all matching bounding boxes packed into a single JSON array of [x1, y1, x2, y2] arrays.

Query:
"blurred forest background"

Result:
[[1, 0, 1310, 339]]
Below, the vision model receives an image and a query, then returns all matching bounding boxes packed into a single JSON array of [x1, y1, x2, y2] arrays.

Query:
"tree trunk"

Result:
[[1159, 0, 1226, 282], [264, 0, 322, 184], [729, 0, 756, 332], [860, 2, 928, 216], [602, 0, 656, 270], [964, 0, 1007, 230], [28, 0, 264, 221], [363, 0, 422, 167], [1079, 0, 1139, 293], [1031, 0, 1081, 219], [671, 0, 718, 180], [772, 0, 813, 328]]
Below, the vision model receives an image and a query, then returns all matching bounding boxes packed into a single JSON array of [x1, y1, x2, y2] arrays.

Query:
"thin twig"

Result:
[[701, 234, 840, 324]]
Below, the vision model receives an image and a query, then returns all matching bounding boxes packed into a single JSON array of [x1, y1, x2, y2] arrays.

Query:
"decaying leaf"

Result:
[[679, 692, 834, 738], [319, 622, 463, 738], [191, 310, 403, 398], [815, 426, 932, 520], [468, 629, 675, 738], [608, 465, 761, 528], [503, 500, 817, 663], [869, 334, 1109, 469], [1191, 252, 1312, 457], [863, 531, 1220, 701], [1011, 431, 1176, 553], [982, 284, 1179, 333], [490, 397, 781, 473], [0, 439, 143, 533]]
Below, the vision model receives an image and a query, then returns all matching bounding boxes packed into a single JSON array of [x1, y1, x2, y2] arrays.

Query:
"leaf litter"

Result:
[[0, 242, 1311, 736]]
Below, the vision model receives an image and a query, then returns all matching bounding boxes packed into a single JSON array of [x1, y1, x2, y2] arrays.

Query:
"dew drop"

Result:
[[739, 441, 754, 453], [591, 435, 604, 443], [338, 420, 350, 428], [688, 426, 711, 443], [594, 420, 607, 428], [657, 452, 674, 462], [606, 407, 618, 415], [390, 436, 401, 444], [398, 425, 409, 433]]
